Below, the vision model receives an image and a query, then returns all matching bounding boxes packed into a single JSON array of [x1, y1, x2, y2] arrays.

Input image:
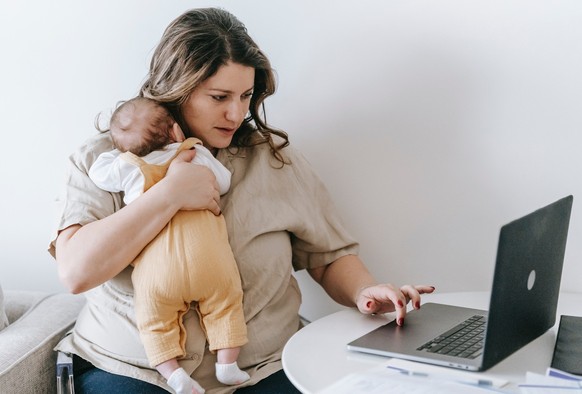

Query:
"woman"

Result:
[[51, 8, 434, 394]]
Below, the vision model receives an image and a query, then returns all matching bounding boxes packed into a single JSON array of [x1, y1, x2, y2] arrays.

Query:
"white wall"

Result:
[[1, 1, 581, 321]]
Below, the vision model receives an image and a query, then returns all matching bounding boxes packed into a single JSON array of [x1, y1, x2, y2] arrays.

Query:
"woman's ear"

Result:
[[171, 122, 185, 142]]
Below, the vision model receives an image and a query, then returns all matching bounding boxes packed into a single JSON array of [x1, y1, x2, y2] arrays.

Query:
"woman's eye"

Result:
[[242, 92, 254, 100], [212, 95, 226, 101]]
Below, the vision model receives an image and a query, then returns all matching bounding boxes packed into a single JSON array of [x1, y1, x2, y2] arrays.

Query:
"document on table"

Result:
[[317, 359, 508, 394], [518, 368, 582, 393]]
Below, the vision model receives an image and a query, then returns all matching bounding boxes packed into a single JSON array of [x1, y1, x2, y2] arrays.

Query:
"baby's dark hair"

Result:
[[106, 97, 176, 156]]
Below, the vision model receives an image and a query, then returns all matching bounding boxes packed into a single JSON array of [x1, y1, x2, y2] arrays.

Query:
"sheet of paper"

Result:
[[385, 358, 509, 388], [518, 371, 582, 394], [317, 364, 504, 394], [547, 368, 582, 381]]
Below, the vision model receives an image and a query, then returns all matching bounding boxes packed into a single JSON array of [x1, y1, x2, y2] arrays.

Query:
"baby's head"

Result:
[[109, 97, 183, 156]]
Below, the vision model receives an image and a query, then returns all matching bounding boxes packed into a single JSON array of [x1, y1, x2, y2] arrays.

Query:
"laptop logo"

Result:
[[527, 270, 536, 290]]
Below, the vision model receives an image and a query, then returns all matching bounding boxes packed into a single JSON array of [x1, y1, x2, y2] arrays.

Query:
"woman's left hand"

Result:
[[356, 284, 435, 326]]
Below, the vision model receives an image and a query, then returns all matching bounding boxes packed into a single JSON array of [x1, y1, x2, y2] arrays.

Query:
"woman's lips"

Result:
[[216, 127, 236, 135]]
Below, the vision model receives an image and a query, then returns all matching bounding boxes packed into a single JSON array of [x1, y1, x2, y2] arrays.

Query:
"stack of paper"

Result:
[[519, 368, 582, 393]]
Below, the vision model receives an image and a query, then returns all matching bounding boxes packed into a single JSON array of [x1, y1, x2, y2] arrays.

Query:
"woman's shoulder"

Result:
[[235, 135, 319, 182], [250, 134, 304, 164], [71, 132, 115, 172]]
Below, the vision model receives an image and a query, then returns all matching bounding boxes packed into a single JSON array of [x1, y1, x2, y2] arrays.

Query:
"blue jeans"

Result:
[[73, 356, 301, 393]]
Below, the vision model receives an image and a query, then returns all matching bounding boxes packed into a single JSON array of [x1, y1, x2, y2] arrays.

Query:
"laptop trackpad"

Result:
[[348, 303, 487, 360]]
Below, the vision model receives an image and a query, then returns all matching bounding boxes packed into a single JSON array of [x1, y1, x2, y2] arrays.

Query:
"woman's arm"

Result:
[[307, 254, 434, 325], [56, 150, 221, 293], [307, 255, 376, 307]]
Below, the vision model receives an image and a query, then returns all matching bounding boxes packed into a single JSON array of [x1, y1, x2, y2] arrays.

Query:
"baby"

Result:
[[89, 97, 249, 394]]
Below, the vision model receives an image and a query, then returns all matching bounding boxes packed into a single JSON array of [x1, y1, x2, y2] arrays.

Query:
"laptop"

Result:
[[347, 195, 573, 371]]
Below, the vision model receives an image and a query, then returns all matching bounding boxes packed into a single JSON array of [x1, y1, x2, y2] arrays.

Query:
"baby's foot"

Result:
[[167, 367, 205, 394], [215, 361, 250, 385]]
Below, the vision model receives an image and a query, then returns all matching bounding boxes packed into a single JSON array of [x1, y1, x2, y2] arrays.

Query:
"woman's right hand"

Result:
[[163, 148, 222, 215]]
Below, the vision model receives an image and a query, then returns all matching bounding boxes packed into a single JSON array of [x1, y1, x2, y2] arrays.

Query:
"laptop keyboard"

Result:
[[416, 315, 486, 359]]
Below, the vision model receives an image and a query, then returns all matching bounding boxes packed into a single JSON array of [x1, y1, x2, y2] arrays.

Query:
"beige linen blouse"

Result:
[[49, 132, 359, 393]]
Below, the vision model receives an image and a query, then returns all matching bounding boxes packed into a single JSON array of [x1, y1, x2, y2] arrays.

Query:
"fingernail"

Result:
[[397, 300, 404, 308], [366, 301, 373, 309], [398, 318, 403, 326], [415, 301, 420, 309], [430, 286, 436, 290]]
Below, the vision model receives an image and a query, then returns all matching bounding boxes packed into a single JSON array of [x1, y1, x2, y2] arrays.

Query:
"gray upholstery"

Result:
[[0, 290, 85, 394], [0, 286, 8, 331]]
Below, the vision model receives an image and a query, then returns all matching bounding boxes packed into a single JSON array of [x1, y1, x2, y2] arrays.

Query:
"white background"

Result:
[[1, 1, 580, 321]]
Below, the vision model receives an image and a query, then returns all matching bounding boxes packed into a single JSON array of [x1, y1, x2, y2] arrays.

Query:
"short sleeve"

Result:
[[48, 132, 123, 258], [88, 150, 125, 192], [285, 148, 360, 270], [194, 145, 231, 195]]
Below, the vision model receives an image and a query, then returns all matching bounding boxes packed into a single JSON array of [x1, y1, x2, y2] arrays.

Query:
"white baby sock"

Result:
[[167, 367, 205, 394], [215, 361, 250, 385]]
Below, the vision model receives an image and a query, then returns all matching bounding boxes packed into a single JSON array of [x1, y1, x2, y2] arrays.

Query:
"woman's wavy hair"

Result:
[[140, 8, 289, 164]]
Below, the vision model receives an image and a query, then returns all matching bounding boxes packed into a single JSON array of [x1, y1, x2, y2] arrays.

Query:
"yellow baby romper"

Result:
[[125, 138, 248, 367]]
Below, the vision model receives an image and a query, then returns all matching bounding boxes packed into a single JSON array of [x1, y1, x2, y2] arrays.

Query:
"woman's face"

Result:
[[181, 61, 255, 151]]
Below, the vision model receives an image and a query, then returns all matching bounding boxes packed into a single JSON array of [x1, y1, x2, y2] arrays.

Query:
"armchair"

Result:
[[0, 290, 85, 394]]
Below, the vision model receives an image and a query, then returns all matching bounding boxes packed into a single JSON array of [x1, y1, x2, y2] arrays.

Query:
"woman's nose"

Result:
[[225, 100, 246, 123]]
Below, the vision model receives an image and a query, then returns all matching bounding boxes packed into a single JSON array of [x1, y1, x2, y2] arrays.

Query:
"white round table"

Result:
[[282, 291, 582, 393]]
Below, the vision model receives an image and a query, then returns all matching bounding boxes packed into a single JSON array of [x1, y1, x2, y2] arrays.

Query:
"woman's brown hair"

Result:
[[140, 8, 289, 164]]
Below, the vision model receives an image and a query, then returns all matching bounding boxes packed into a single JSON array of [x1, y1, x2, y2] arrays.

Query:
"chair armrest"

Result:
[[0, 292, 85, 394], [4, 290, 48, 323]]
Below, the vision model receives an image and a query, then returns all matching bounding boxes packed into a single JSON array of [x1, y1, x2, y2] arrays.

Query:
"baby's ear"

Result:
[[170, 122, 185, 142]]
